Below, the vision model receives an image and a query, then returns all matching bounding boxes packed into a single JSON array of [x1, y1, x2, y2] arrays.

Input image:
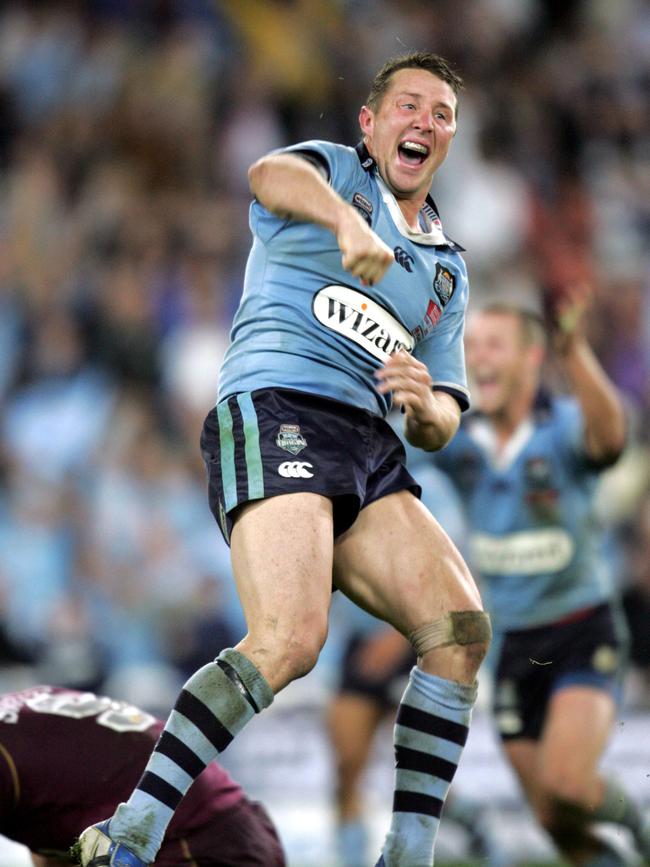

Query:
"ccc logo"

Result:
[[278, 461, 314, 479], [394, 246, 414, 272]]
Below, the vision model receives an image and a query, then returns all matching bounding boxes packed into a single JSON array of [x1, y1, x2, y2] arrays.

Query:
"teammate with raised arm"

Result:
[[0, 685, 284, 866], [78, 52, 491, 867], [413, 292, 650, 865]]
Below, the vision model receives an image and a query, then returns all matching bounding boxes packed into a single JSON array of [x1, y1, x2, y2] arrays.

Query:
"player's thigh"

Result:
[[332, 489, 482, 635], [537, 685, 615, 799], [231, 492, 335, 636]]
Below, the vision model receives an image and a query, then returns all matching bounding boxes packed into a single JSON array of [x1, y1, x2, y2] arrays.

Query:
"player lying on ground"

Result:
[[0, 685, 284, 866]]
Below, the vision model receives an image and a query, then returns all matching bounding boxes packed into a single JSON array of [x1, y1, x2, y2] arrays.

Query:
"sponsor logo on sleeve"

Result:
[[412, 298, 442, 342], [312, 285, 414, 362], [433, 262, 456, 306], [352, 192, 373, 225]]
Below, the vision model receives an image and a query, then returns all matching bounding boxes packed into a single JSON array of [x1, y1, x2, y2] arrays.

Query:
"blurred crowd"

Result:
[[0, 0, 649, 710]]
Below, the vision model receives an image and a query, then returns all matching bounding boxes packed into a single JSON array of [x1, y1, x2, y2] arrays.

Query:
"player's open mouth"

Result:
[[474, 371, 500, 393], [397, 140, 430, 167]]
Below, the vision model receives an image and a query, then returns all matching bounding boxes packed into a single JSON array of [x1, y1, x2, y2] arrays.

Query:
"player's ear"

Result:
[[359, 105, 374, 138]]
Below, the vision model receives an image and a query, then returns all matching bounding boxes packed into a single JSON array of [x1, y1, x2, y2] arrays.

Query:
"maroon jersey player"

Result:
[[0, 686, 285, 867]]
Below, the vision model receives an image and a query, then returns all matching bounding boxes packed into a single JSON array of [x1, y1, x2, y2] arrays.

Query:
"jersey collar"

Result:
[[354, 141, 465, 251]]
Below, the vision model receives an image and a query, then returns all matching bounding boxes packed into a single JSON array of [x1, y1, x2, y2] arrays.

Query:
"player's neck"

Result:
[[490, 388, 536, 447], [397, 197, 426, 231]]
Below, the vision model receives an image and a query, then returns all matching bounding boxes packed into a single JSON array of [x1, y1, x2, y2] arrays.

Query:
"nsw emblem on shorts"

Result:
[[276, 423, 307, 455]]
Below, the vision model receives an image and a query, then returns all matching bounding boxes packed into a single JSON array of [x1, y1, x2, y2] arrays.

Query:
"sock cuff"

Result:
[[410, 666, 478, 709], [218, 647, 274, 711]]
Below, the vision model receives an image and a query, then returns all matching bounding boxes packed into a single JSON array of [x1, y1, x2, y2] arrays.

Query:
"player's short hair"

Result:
[[366, 51, 463, 113], [480, 302, 548, 350]]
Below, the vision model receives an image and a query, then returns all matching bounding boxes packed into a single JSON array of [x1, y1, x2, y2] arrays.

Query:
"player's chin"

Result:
[[478, 394, 504, 416], [391, 164, 429, 191]]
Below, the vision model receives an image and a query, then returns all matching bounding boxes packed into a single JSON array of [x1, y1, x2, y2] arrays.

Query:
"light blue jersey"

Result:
[[218, 141, 470, 417], [410, 393, 615, 632]]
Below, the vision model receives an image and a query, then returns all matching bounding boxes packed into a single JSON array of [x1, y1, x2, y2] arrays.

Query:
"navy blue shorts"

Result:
[[200, 388, 421, 544], [339, 631, 414, 711], [492, 602, 628, 742]]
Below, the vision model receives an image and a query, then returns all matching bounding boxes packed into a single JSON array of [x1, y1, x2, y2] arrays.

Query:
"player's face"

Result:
[[359, 68, 457, 203], [465, 311, 536, 416]]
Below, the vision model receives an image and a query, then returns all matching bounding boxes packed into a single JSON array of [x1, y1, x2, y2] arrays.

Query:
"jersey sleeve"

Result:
[[414, 260, 470, 411], [250, 140, 360, 244], [281, 140, 360, 198]]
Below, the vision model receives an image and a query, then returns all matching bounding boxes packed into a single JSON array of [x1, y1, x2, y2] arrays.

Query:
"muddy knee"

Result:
[[410, 611, 492, 656], [244, 613, 329, 689], [409, 610, 492, 680]]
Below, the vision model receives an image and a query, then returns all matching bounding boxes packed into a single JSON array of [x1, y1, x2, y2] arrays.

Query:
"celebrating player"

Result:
[[78, 51, 491, 867], [0, 685, 284, 866], [412, 294, 650, 865]]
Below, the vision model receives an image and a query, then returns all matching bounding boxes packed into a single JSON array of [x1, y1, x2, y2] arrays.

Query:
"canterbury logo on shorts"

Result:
[[312, 285, 414, 362], [278, 461, 314, 478]]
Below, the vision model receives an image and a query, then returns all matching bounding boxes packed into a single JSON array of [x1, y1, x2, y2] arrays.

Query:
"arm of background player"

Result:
[[553, 284, 626, 463], [248, 153, 394, 286]]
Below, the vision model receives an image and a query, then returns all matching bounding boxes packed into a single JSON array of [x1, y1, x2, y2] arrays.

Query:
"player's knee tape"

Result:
[[408, 611, 492, 656]]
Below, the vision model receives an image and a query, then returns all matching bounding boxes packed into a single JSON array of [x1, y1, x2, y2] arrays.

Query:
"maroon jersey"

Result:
[[0, 686, 284, 865]]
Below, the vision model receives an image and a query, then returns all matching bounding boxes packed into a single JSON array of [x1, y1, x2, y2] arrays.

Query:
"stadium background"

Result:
[[0, 0, 648, 864]]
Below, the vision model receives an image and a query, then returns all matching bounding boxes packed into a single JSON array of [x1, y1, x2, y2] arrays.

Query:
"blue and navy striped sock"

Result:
[[110, 648, 273, 862], [379, 666, 476, 867]]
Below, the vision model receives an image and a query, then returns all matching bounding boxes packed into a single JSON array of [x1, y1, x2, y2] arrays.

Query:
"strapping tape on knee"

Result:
[[409, 611, 492, 656]]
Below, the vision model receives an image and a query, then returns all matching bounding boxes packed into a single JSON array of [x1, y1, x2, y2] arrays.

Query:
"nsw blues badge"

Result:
[[433, 262, 456, 307], [276, 423, 307, 455]]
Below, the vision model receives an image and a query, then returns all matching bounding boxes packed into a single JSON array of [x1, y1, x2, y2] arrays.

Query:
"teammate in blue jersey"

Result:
[[412, 294, 650, 865], [78, 51, 491, 867]]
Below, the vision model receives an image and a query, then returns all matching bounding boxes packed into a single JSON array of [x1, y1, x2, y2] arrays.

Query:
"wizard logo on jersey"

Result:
[[433, 262, 456, 307], [276, 423, 308, 455]]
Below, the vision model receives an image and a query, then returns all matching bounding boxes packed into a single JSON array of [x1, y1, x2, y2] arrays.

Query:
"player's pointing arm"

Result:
[[248, 153, 394, 286]]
